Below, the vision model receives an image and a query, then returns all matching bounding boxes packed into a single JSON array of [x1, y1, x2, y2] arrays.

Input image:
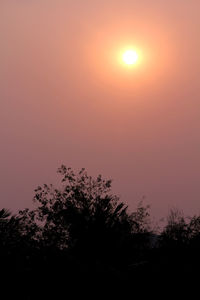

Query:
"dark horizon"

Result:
[[0, 166, 199, 299]]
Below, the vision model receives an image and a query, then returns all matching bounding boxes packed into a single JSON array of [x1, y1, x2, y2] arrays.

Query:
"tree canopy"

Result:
[[24, 166, 152, 263]]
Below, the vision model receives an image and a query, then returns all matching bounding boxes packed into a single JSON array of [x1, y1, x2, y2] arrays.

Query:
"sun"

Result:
[[122, 50, 139, 65]]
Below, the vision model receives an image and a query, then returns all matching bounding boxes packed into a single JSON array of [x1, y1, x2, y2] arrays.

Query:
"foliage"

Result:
[[29, 166, 152, 258], [160, 208, 188, 246]]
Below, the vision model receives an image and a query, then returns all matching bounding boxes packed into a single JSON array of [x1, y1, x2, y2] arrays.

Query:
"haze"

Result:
[[1, 0, 200, 219]]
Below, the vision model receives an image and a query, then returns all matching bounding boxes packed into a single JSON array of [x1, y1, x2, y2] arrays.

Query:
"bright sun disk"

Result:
[[122, 50, 138, 65]]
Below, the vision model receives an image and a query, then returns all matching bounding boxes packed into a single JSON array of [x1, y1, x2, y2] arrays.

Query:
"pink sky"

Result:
[[1, 1, 200, 219]]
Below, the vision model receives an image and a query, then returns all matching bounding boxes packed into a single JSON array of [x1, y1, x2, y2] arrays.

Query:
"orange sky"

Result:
[[1, 1, 200, 219]]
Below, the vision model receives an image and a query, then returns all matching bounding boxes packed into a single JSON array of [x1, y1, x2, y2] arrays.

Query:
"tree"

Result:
[[28, 165, 152, 266], [160, 208, 188, 247]]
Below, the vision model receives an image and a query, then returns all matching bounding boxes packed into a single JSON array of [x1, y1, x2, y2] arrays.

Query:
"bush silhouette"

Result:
[[26, 166, 152, 266]]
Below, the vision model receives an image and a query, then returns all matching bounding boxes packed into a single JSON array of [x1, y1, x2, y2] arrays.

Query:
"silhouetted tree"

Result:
[[160, 208, 188, 247], [24, 166, 152, 268]]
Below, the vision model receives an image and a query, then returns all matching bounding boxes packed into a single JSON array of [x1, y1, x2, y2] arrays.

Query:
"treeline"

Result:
[[0, 166, 199, 298]]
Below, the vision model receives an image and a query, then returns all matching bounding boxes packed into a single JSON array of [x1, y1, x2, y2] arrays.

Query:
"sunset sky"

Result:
[[1, 0, 200, 219]]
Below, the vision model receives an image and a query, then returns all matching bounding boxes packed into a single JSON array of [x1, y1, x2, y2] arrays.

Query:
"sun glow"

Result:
[[122, 50, 139, 65]]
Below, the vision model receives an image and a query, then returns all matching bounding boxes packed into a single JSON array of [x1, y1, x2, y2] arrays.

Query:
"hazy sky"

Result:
[[1, 0, 200, 219]]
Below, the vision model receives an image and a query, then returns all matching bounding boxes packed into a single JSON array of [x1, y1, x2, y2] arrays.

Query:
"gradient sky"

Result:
[[1, 0, 200, 219]]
